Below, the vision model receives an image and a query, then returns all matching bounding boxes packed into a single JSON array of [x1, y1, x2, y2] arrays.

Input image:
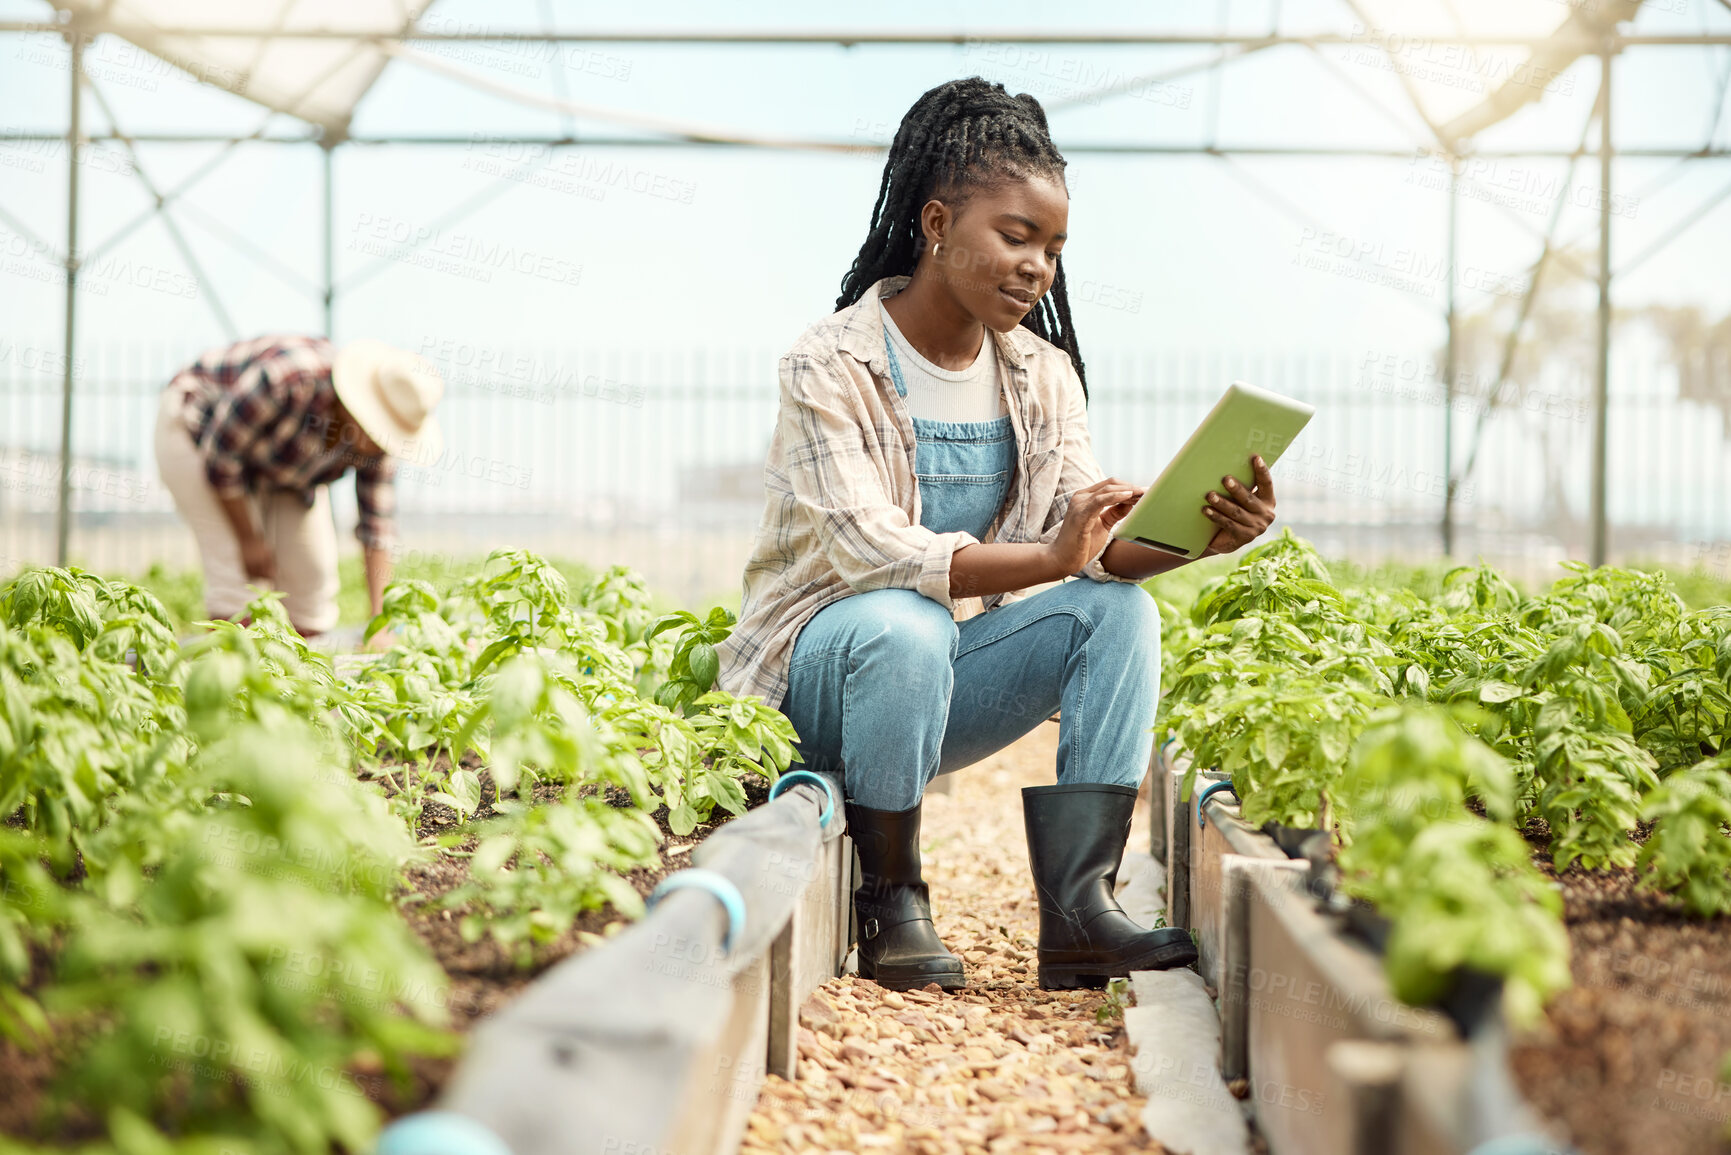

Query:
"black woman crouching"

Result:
[[717, 79, 1279, 991]]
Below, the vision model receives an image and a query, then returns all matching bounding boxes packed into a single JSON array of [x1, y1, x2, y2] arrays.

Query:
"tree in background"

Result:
[[1639, 305, 1731, 440]]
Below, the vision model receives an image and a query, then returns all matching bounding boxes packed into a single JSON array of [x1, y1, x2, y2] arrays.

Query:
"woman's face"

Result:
[[920, 173, 1069, 333]]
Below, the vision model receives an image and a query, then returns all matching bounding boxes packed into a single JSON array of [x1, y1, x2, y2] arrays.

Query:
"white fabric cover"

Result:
[[60, 0, 433, 138]]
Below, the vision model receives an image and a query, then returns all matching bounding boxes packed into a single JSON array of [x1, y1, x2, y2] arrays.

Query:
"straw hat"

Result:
[[331, 340, 445, 465]]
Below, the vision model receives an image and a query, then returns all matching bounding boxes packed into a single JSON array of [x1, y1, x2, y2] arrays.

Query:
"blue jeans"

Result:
[[780, 581, 1161, 811]]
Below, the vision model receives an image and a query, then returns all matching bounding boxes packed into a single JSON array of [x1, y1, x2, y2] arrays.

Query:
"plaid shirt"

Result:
[[167, 335, 396, 550], [718, 276, 1137, 708]]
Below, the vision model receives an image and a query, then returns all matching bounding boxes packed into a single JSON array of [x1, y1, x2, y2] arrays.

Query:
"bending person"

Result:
[[154, 336, 443, 637], [718, 79, 1279, 992]]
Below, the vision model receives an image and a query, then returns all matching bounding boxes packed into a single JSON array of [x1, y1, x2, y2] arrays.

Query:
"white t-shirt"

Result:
[[879, 299, 1008, 423]]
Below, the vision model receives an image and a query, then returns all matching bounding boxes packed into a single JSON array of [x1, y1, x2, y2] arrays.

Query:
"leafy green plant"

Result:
[[667, 692, 799, 834], [1634, 607, 1731, 772], [1345, 818, 1570, 1027], [1637, 754, 1731, 916], [337, 552, 599, 629], [1532, 698, 1659, 870], [1188, 534, 1344, 630], [181, 594, 368, 745], [1333, 707, 1568, 1025], [358, 551, 794, 840], [0, 569, 189, 868], [1095, 977, 1131, 1025], [130, 560, 207, 631], [1438, 562, 1524, 617], [1167, 671, 1373, 828], [648, 606, 736, 716], [454, 652, 653, 805], [46, 721, 455, 1155], [1153, 545, 1731, 1022], [1157, 541, 1393, 826], [431, 797, 661, 967], [1332, 704, 1516, 834], [0, 829, 56, 1045], [574, 565, 662, 681]]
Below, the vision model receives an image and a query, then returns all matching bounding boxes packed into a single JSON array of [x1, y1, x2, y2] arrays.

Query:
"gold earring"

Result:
[[933, 242, 942, 257]]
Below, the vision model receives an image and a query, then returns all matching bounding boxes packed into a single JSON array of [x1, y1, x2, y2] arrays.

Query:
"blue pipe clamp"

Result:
[[647, 868, 748, 956], [1467, 1138, 1573, 1155], [1195, 780, 1238, 829], [376, 1111, 512, 1155], [767, 769, 838, 830]]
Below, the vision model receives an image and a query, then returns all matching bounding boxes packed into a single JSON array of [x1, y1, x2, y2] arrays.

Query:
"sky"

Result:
[[1, 0, 1729, 366]]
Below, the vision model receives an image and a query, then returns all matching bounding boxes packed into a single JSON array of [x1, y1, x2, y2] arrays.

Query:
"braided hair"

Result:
[[835, 77, 1088, 394]]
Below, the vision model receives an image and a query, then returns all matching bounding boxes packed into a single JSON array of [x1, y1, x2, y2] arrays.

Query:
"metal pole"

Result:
[[0, 22, 1722, 46], [1442, 156, 1458, 558], [54, 27, 83, 568], [321, 143, 334, 337], [1590, 46, 1613, 568], [2, 130, 1729, 159]]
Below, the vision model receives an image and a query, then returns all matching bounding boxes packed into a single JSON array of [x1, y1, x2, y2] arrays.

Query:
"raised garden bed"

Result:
[[1166, 736, 1731, 1155], [428, 770, 847, 1155], [386, 768, 772, 1025], [1145, 533, 1731, 1155]]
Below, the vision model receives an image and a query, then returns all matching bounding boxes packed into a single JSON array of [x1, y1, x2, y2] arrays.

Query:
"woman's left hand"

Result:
[[1201, 455, 1277, 556]]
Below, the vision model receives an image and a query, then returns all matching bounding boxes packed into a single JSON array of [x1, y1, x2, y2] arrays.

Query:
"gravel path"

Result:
[[744, 725, 1162, 1154]]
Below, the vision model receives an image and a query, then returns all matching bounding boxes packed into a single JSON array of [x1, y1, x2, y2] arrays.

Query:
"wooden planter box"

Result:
[[1158, 744, 1556, 1155]]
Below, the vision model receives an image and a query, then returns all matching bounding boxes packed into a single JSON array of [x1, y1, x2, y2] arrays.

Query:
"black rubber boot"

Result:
[[845, 800, 966, 992], [1023, 782, 1198, 989]]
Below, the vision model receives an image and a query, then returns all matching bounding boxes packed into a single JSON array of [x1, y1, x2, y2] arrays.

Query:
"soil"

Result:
[[367, 752, 770, 1027], [357, 758, 772, 1118], [1510, 857, 1731, 1155]]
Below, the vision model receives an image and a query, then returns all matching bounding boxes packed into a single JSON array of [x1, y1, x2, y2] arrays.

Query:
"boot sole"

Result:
[[1037, 941, 1198, 989]]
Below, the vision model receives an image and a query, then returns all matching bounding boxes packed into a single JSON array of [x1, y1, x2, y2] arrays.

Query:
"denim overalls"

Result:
[[779, 325, 1160, 812], [882, 333, 1016, 542]]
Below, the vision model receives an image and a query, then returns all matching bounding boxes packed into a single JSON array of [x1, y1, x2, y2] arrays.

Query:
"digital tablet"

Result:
[[1111, 381, 1315, 559]]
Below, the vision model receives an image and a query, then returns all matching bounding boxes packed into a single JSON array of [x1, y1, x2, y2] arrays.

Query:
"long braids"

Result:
[[835, 77, 1089, 396]]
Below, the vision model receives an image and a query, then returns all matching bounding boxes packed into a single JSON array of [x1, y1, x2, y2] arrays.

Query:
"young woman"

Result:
[[717, 78, 1278, 992]]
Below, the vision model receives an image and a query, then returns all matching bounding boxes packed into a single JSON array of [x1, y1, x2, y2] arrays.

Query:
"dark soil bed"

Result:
[[362, 759, 774, 1118], [1510, 853, 1731, 1155]]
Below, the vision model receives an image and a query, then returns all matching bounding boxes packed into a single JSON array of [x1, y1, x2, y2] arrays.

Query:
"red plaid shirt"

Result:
[[167, 335, 396, 549]]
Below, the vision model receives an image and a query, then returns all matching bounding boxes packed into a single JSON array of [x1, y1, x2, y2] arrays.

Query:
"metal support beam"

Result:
[[1446, 95, 1600, 504], [1614, 174, 1731, 277], [1340, 0, 1453, 152], [3, 130, 1731, 160], [1442, 157, 1458, 558], [0, 22, 1727, 46], [322, 144, 335, 337], [1590, 47, 1615, 568], [55, 28, 82, 569], [81, 75, 239, 341]]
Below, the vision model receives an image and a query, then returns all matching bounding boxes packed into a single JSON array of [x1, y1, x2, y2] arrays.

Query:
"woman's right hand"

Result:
[[1044, 478, 1144, 578]]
